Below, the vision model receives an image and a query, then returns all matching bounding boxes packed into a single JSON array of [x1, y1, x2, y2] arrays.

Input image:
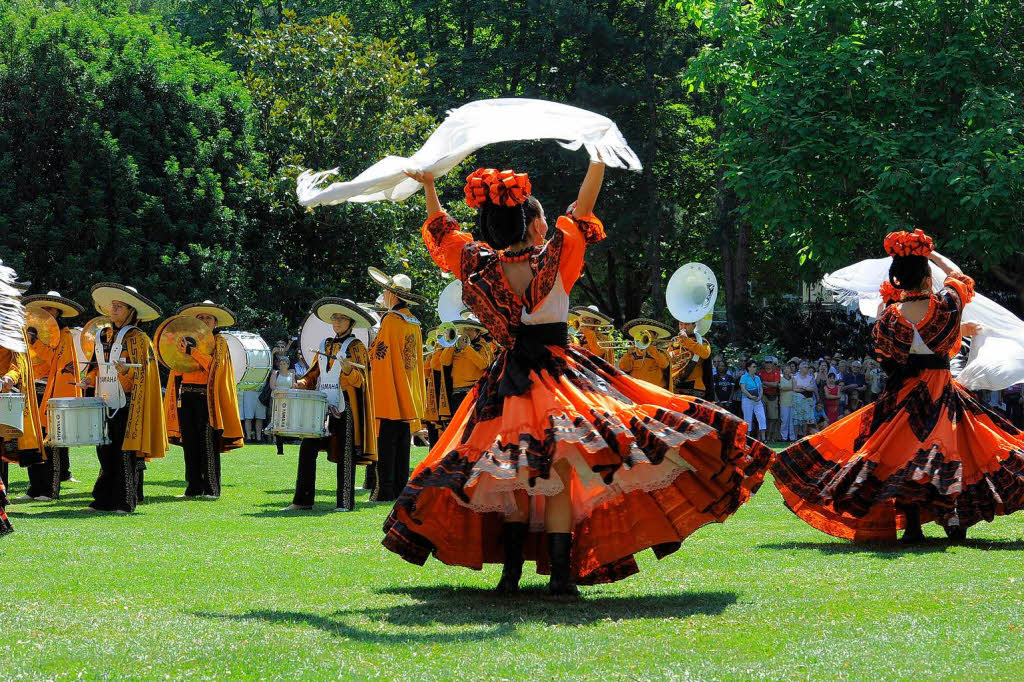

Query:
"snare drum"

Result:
[[222, 331, 273, 391], [0, 392, 26, 440], [268, 389, 327, 438], [46, 397, 109, 447]]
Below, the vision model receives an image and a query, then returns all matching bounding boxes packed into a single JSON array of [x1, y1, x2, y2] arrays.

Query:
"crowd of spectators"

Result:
[[711, 353, 1024, 442]]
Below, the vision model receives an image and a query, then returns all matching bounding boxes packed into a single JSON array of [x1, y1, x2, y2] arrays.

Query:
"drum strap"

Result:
[[96, 325, 135, 413], [317, 338, 348, 411]]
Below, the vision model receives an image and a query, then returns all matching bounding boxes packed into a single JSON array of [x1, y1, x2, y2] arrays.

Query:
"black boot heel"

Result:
[[496, 522, 527, 595]]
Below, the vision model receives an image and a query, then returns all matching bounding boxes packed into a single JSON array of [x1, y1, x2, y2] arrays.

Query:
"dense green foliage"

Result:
[[0, 3, 257, 316], [686, 0, 1024, 293], [1, 0, 1021, 353], [3, 444, 1024, 678]]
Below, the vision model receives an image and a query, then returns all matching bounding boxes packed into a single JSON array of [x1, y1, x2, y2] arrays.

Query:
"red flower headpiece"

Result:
[[464, 168, 531, 209], [883, 229, 934, 259], [878, 280, 902, 305]]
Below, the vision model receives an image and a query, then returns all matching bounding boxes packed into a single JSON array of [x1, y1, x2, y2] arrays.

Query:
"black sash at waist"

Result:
[[495, 323, 569, 398], [907, 354, 951, 370]]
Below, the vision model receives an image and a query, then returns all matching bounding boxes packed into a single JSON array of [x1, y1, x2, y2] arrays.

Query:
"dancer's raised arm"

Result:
[[573, 161, 605, 219], [928, 250, 962, 277], [404, 170, 441, 216]]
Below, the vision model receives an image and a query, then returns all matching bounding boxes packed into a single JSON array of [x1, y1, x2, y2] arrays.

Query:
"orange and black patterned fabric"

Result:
[[772, 273, 1024, 541], [385, 209, 772, 584]]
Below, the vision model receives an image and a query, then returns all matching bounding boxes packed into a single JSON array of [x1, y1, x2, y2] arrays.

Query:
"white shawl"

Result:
[[0, 261, 27, 354], [823, 257, 1024, 391], [296, 98, 642, 207]]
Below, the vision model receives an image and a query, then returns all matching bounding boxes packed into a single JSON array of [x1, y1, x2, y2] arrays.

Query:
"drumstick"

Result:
[[308, 348, 366, 371], [77, 361, 143, 369]]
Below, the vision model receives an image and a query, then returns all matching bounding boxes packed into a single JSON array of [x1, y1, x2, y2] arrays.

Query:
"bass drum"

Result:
[[222, 331, 272, 391]]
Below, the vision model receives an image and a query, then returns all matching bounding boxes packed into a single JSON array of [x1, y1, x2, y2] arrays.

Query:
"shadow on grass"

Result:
[[761, 537, 1024, 558], [195, 586, 736, 644], [241, 503, 356, 518]]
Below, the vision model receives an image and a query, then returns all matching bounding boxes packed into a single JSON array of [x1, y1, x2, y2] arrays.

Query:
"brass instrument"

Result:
[[568, 316, 583, 337], [635, 329, 655, 351], [436, 322, 460, 348], [597, 338, 634, 350], [155, 315, 216, 373]]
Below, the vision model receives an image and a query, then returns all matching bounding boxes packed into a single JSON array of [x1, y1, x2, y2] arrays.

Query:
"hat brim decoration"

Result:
[[570, 305, 614, 326], [621, 318, 674, 341], [368, 267, 426, 306], [91, 283, 162, 322], [312, 297, 377, 329], [23, 292, 85, 319], [176, 300, 236, 327]]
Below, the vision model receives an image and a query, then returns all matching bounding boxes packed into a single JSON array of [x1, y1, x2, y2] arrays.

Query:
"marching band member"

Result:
[[21, 292, 85, 500], [439, 320, 490, 414], [617, 318, 672, 389], [163, 301, 243, 499], [423, 329, 452, 449], [571, 305, 615, 364], [285, 298, 377, 512], [86, 284, 167, 514], [0, 323, 45, 508], [387, 162, 770, 597], [0, 265, 33, 534], [670, 320, 712, 398], [367, 269, 426, 502]]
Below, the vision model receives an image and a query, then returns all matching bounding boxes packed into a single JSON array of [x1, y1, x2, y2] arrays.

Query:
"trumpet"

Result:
[[424, 336, 438, 353], [568, 317, 583, 336], [635, 329, 655, 350], [597, 339, 634, 350]]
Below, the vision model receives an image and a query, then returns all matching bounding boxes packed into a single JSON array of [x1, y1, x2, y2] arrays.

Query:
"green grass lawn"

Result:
[[2, 443, 1022, 680]]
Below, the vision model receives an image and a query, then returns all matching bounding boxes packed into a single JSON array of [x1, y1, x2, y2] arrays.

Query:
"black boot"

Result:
[[900, 505, 925, 545], [495, 522, 527, 595], [547, 532, 579, 598], [942, 518, 967, 543]]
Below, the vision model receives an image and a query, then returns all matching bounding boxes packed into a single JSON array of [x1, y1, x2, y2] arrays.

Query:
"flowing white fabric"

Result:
[[296, 98, 642, 207], [822, 257, 1024, 390]]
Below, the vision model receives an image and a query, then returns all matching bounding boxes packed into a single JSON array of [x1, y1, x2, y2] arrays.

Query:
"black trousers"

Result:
[[0, 459, 7, 492], [363, 461, 376, 490], [26, 446, 63, 499], [292, 415, 355, 510], [180, 390, 221, 497], [91, 401, 137, 512], [372, 419, 411, 502], [59, 448, 72, 481], [426, 422, 441, 449]]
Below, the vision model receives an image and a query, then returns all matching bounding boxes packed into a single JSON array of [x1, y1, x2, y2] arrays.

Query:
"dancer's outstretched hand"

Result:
[[404, 170, 434, 185], [961, 322, 983, 337]]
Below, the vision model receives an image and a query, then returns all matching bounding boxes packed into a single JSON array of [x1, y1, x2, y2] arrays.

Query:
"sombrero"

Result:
[[570, 305, 614, 325], [454, 319, 486, 334], [368, 267, 426, 306], [311, 297, 377, 329], [176, 300, 236, 327], [91, 283, 162, 322], [23, 291, 85, 319], [622, 318, 674, 341]]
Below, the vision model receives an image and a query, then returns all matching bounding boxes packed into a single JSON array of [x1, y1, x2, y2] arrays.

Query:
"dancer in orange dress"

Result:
[[772, 230, 1024, 543], [383, 160, 772, 596]]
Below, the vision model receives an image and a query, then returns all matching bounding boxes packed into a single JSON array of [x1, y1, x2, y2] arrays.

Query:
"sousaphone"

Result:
[[437, 279, 468, 324], [155, 315, 216, 373], [666, 263, 718, 382]]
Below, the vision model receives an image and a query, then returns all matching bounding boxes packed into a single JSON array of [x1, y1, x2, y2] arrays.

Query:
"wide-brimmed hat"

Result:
[[666, 263, 718, 323], [23, 291, 85, 319], [570, 305, 614, 325], [311, 297, 377, 329], [176, 300, 236, 327], [368, 267, 426, 306], [91, 283, 162, 322], [454, 319, 486, 334], [622, 318, 674, 341]]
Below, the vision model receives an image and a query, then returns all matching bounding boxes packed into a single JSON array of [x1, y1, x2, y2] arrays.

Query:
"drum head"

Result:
[[300, 313, 333, 367], [222, 332, 250, 382]]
